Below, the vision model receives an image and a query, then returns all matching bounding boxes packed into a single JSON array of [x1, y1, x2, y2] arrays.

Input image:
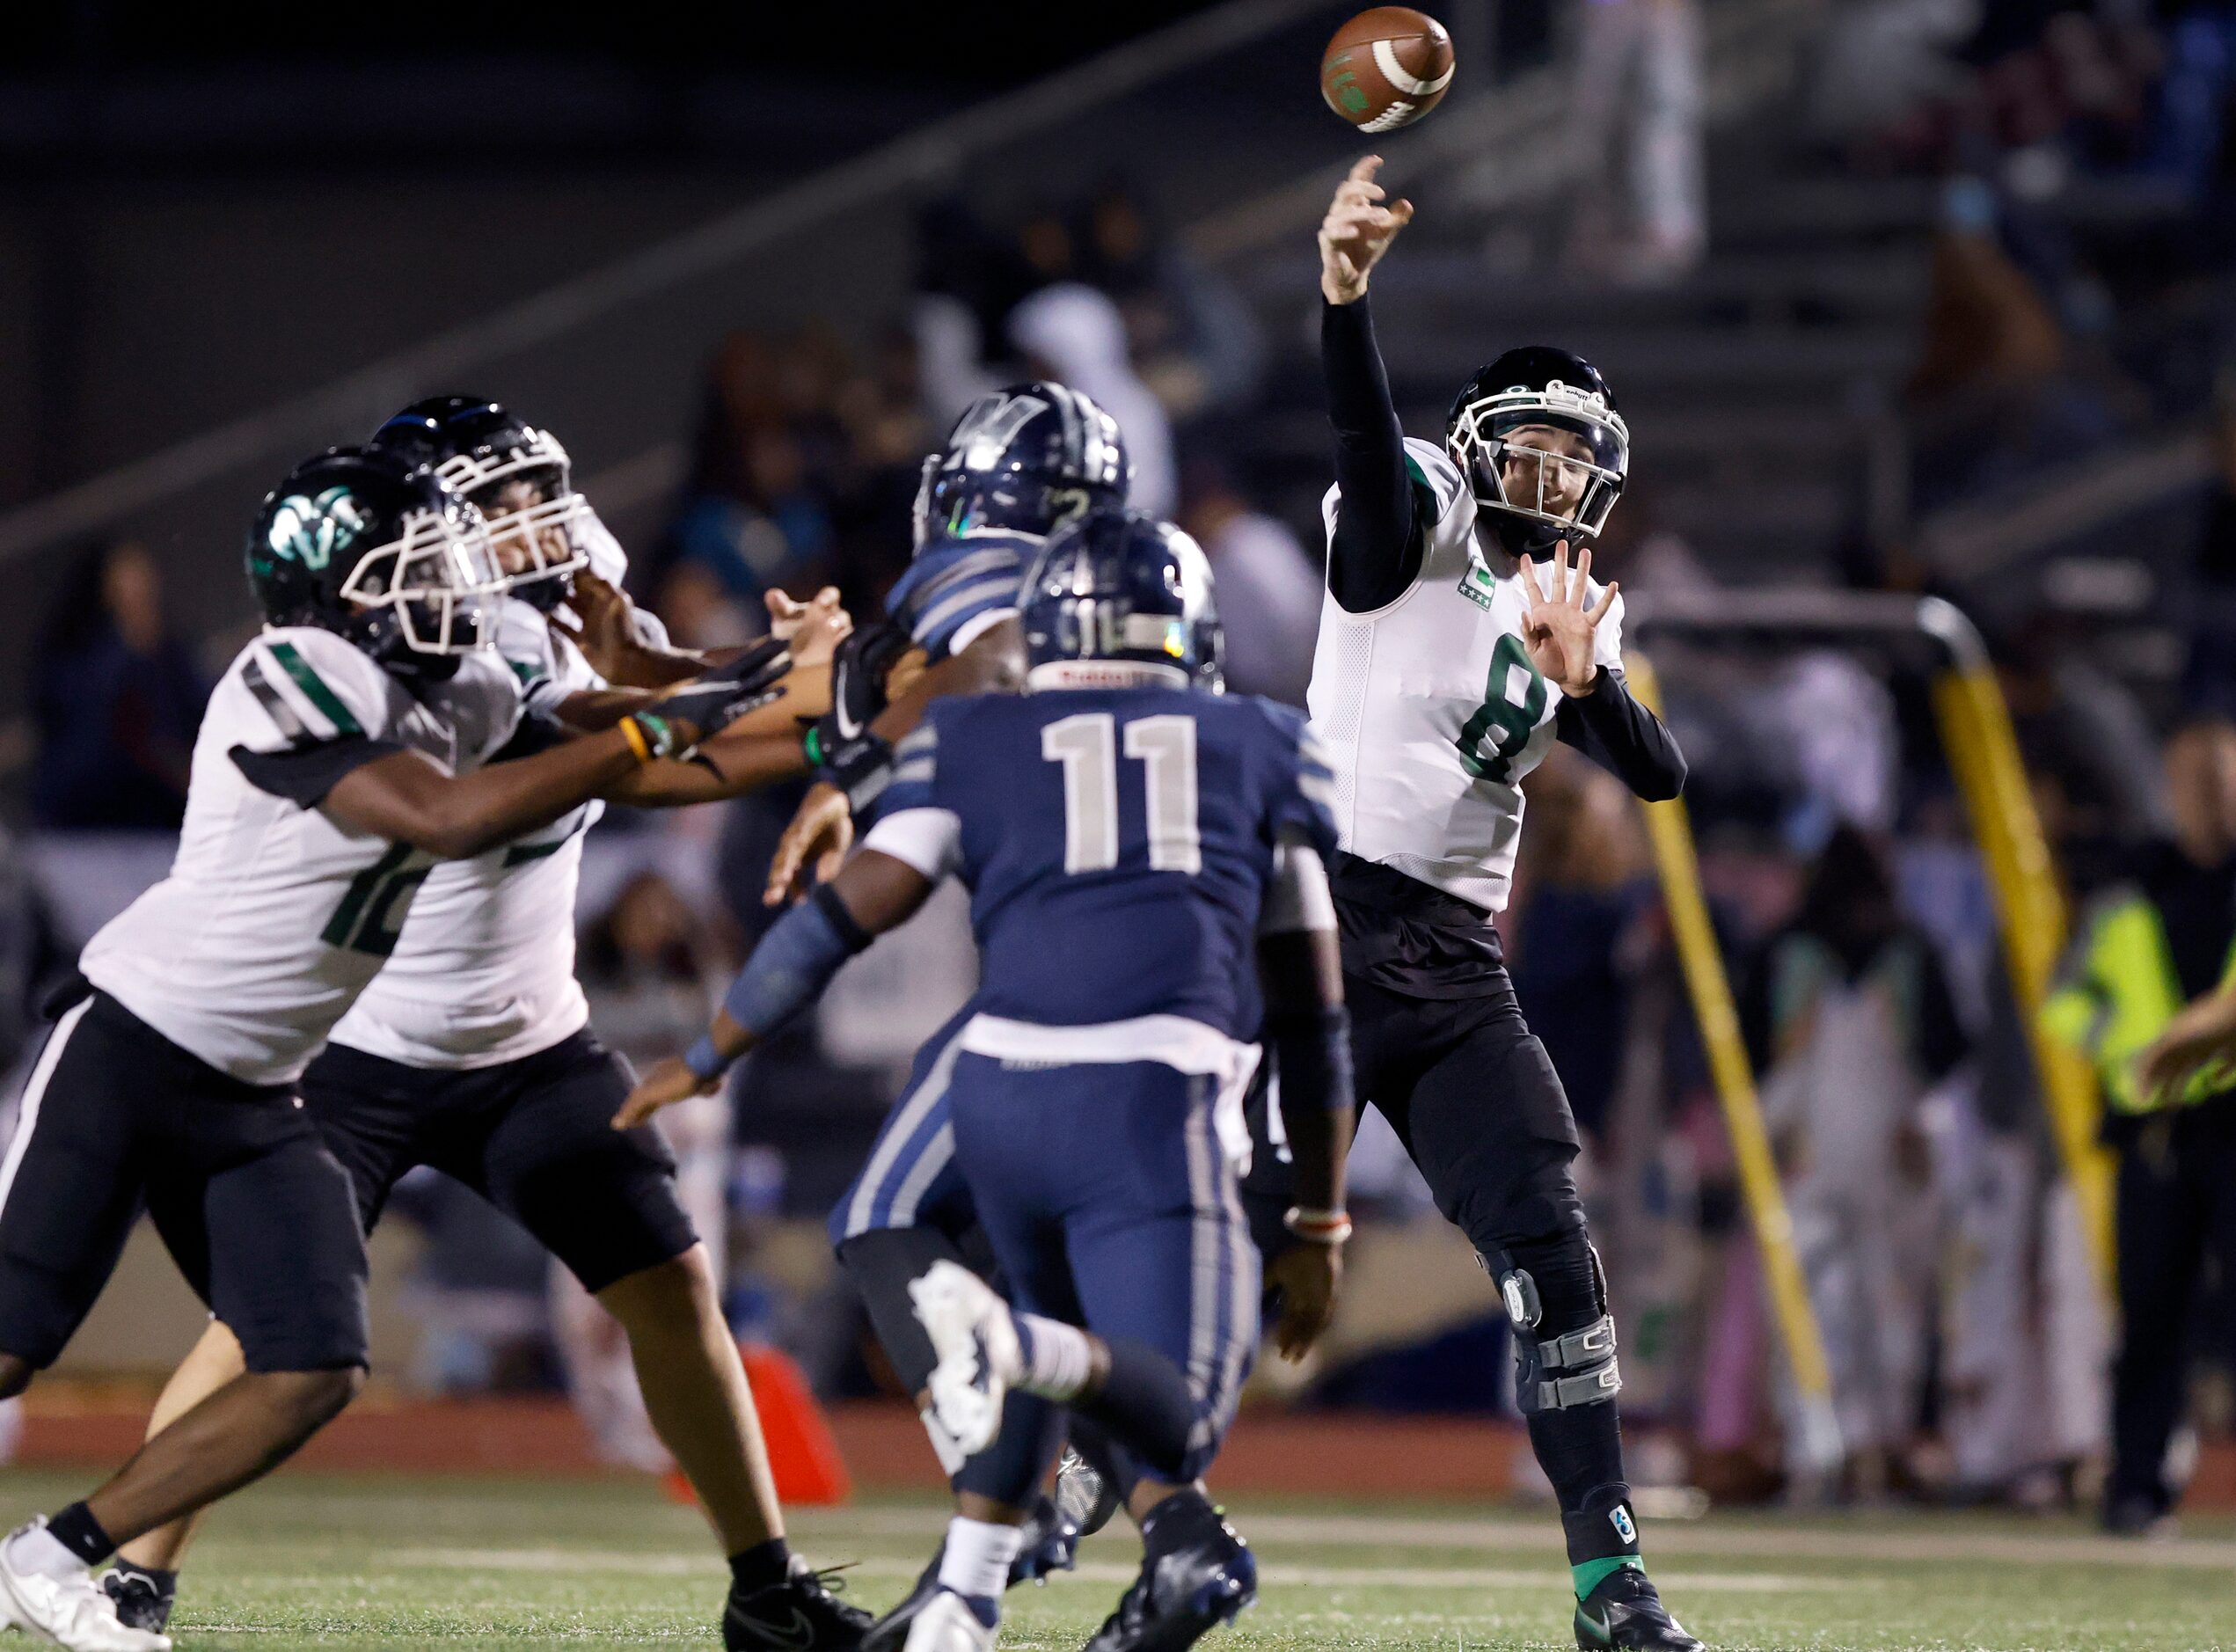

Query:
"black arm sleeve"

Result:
[[229, 736, 406, 808], [486, 710, 571, 765], [1553, 669, 1687, 800], [1323, 297, 1427, 613]]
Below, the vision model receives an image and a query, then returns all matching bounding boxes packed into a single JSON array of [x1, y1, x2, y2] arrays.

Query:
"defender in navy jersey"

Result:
[[625, 514, 1356, 1652]]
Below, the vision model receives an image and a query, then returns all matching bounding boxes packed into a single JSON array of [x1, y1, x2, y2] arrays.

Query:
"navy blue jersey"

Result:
[[884, 532, 1038, 663], [874, 687, 1337, 1038]]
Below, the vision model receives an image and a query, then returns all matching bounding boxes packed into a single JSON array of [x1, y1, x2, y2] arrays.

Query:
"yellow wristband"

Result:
[[618, 715, 654, 765]]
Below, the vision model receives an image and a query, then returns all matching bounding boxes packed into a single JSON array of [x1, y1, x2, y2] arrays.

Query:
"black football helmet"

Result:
[[1445, 347, 1629, 560], [370, 395, 594, 611], [911, 382, 1130, 552], [246, 445, 506, 676], [1020, 509, 1222, 692]]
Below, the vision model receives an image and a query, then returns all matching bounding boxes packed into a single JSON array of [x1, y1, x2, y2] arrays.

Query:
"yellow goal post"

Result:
[[1620, 589, 2115, 1472]]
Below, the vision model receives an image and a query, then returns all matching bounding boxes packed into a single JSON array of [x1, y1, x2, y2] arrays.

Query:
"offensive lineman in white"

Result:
[[97, 401, 871, 1652], [0, 443, 818, 1652], [1312, 158, 1699, 1652]]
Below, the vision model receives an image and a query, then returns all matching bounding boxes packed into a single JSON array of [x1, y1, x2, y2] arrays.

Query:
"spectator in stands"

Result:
[[2181, 395, 2236, 714], [1567, 0, 1707, 282], [1509, 749, 1655, 1144], [1008, 281, 1178, 515], [1743, 824, 1969, 1496], [1905, 176, 2121, 509], [1076, 179, 1268, 420], [29, 538, 209, 831], [1179, 462, 1319, 705]]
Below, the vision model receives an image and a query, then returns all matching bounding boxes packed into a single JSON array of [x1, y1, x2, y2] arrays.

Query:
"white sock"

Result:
[[1012, 1313, 1094, 1401], [5, 1522, 85, 1582], [936, 1516, 1023, 1603]]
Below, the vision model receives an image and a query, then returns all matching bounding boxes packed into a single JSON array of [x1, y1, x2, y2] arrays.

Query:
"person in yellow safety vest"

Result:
[[2042, 718, 2236, 1536]]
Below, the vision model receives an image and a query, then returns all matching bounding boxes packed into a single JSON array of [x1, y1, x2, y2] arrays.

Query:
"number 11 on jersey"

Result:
[[1041, 712, 1202, 875]]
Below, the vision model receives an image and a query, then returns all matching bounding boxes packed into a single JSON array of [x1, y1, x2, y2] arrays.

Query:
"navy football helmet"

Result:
[[1444, 347, 1629, 560], [1020, 510, 1222, 691], [247, 445, 506, 675], [370, 395, 594, 610], [911, 382, 1129, 551]]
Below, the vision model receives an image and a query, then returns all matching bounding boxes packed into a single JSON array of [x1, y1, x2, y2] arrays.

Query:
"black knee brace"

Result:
[[1493, 1236, 1620, 1415]]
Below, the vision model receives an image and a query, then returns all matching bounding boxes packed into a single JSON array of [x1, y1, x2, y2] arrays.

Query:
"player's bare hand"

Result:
[[1266, 1241, 1343, 1360], [566, 573, 641, 676], [2137, 986, 2236, 1100], [778, 588, 851, 668], [765, 781, 853, 906], [1517, 540, 1618, 698], [1319, 156, 1414, 305], [614, 1056, 717, 1129]]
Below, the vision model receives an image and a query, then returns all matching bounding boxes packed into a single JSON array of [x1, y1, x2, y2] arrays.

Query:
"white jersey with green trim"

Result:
[[1307, 436, 1624, 913], [330, 597, 606, 1071], [80, 625, 523, 1085]]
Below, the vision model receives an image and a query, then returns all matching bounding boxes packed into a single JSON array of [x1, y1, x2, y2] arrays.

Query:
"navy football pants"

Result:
[[947, 1051, 1259, 1484]]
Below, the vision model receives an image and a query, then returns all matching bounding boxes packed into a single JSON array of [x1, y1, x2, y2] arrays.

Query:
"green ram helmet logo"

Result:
[[266, 486, 370, 573]]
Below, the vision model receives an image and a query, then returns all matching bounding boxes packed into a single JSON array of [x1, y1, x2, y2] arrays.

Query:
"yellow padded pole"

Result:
[[1622, 655, 1842, 1468], [1932, 667, 2115, 1298]]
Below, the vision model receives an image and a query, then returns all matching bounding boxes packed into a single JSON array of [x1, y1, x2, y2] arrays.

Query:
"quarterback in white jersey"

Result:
[[0, 442, 814, 1652], [1309, 158, 1699, 1652], [99, 399, 871, 1652]]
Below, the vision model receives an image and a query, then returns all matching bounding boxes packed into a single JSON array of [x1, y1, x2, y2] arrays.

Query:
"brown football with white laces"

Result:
[[1319, 8, 1455, 132]]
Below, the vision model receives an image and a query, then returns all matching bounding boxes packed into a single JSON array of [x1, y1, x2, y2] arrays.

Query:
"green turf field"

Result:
[[2, 1469, 2231, 1649]]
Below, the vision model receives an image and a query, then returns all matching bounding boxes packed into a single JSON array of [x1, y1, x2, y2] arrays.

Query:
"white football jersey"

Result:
[[330, 598, 605, 1070], [1308, 437, 1624, 913], [82, 625, 523, 1085]]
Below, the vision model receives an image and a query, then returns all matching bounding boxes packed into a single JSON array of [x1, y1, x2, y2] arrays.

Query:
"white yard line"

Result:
[[787, 1505, 2236, 1572], [384, 1549, 1853, 1596]]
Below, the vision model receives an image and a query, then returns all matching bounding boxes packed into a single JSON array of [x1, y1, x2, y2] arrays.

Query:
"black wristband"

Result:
[[813, 727, 895, 815], [809, 881, 874, 954]]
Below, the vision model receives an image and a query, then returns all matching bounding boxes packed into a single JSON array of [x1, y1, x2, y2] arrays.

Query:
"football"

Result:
[[1319, 7, 1455, 133]]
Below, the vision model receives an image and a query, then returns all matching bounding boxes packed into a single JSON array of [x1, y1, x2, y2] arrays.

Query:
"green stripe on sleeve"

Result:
[[267, 640, 362, 737]]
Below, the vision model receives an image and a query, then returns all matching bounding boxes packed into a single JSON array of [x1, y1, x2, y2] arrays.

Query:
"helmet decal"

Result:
[[264, 487, 369, 574]]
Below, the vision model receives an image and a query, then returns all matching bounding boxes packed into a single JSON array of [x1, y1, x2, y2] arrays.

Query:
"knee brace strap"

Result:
[[1516, 1312, 1621, 1414]]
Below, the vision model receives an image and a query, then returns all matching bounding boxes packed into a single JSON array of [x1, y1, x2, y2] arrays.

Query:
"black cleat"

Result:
[[1574, 1568, 1702, 1651], [861, 1499, 1078, 1652], [1081, 1499, 1256, 1652], [726, 1560, 874, 1652], [1056, 1447, 1122, 1539], [101, 1567, 175, 1635]]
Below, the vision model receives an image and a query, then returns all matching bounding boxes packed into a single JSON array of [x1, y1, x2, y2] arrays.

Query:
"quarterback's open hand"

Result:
[[1265, 1242, 1343, 1361], [765, 781, 853, 907], [614, 1056, 717, 1129], [1517, 540, 1619, 698], [1319, 156, 1414, 306]]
